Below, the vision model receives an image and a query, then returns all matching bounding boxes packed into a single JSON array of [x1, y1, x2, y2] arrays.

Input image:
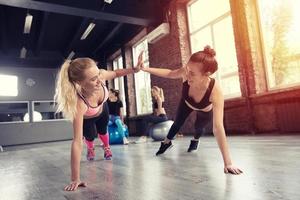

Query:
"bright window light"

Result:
[[112, 56, 127, 115], [258, 0, 300, 88], [133, 39, 152, 115], [187, 0, 241, 99], [0, 74, 18, 96]]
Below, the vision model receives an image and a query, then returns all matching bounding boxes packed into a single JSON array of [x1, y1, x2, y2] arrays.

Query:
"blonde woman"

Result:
[[141, 46, 242, 174], [136, 86, 168, 143], [55, 53, 143, 191]]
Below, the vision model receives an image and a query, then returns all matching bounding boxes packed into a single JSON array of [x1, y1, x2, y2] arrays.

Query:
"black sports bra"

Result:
[[182, 78, 215, 110]]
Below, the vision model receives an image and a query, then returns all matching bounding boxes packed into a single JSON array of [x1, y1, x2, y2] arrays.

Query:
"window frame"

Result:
[[132, 38, 152, 115], [112, 55, 127, 115], [32, 100, 65, 122], [186, 0, 241, 99], [0, 101, 29, 124]]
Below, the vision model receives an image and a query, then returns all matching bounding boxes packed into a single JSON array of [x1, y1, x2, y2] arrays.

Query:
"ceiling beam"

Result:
[[0, 0, 154, 26], [0, 54, 63, 68], [99, 26, 144, 58], [35, 12, 49, 56], [64, 17, 90, 58], [0, 7, 8, 54], [92, 23, 123, 56]]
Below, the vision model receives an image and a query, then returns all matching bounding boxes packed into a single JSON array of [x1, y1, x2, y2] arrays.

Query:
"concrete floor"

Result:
[[0, 135, 299, 200]]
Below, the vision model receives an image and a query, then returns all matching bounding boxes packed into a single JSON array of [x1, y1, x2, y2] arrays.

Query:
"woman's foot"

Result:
[[156, 141, 173, 156], [135, 136, 147, 143], [123, 137, 129, 145], [86, 148, 95, 161], [103, 147, 112, 160], [187, 140, 199, 152]]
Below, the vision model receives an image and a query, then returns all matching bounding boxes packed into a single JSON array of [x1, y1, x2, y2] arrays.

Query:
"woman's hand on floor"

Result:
[[224, 165, 243, 175], [64, 180, 87, 191]]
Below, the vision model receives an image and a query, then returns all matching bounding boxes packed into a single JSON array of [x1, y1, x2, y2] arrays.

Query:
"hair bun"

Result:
[[203, 45, 216, 57]]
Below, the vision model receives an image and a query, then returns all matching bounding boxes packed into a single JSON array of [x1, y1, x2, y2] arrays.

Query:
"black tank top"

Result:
[[182, 78, 215, 110], [107, 99, 123, 116], [153, 101, 165, 109]]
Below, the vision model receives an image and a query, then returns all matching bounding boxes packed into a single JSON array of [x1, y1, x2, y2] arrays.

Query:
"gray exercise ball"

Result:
[[149, 120, 174, 141]]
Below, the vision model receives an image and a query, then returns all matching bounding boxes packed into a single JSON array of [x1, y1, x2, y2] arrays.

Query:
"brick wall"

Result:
[[147, 1, 198, 135], [250, 88, 300, 133]]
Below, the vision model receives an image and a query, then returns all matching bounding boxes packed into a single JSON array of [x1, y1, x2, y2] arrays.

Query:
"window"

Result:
[[132, 39, 152, 115], [0, 74, 18, 96], [32, 101, 64, 121], [257, 0, 300, 89], [0, 102, 28, 123], [187, 0, 241, 98], [112, 56, 127, 115]]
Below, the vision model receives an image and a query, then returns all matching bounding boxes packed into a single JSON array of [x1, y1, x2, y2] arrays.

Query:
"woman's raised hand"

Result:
[[133, 51, 144, 72]]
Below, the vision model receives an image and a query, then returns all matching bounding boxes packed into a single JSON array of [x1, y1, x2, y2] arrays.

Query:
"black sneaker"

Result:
[[187, 140, 199, 152], [156, 141, 173, 156]]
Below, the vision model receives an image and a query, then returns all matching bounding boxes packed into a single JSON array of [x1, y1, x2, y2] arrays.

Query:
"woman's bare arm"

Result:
[[142, 67, 185, 79], [64, 100, 88, 191], [211, 82, 243, 175]]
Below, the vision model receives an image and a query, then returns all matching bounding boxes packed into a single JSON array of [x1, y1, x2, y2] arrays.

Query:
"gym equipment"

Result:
[[108, 123, 129, 144], [149, 120, 174, 141]]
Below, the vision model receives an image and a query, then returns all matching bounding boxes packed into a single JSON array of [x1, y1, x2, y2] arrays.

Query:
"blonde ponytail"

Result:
[[55, 57, 97, 120], [54, 60, 78, 120]]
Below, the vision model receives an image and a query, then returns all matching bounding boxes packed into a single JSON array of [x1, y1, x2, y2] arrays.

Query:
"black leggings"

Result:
[[83, 102, 109, 141], [166, 98, 212, 140]]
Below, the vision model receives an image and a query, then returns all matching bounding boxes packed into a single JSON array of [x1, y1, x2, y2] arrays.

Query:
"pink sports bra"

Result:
[[78, 81, 109, 117]]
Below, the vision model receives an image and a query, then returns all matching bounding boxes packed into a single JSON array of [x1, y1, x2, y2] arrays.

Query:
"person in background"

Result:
[[136, 86, 168, 143], [107, 88, 129, 145]]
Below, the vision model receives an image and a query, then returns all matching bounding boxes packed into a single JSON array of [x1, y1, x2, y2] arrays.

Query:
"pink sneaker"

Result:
[[86, 148, 95, 161], [103, 147, 112, 160]]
